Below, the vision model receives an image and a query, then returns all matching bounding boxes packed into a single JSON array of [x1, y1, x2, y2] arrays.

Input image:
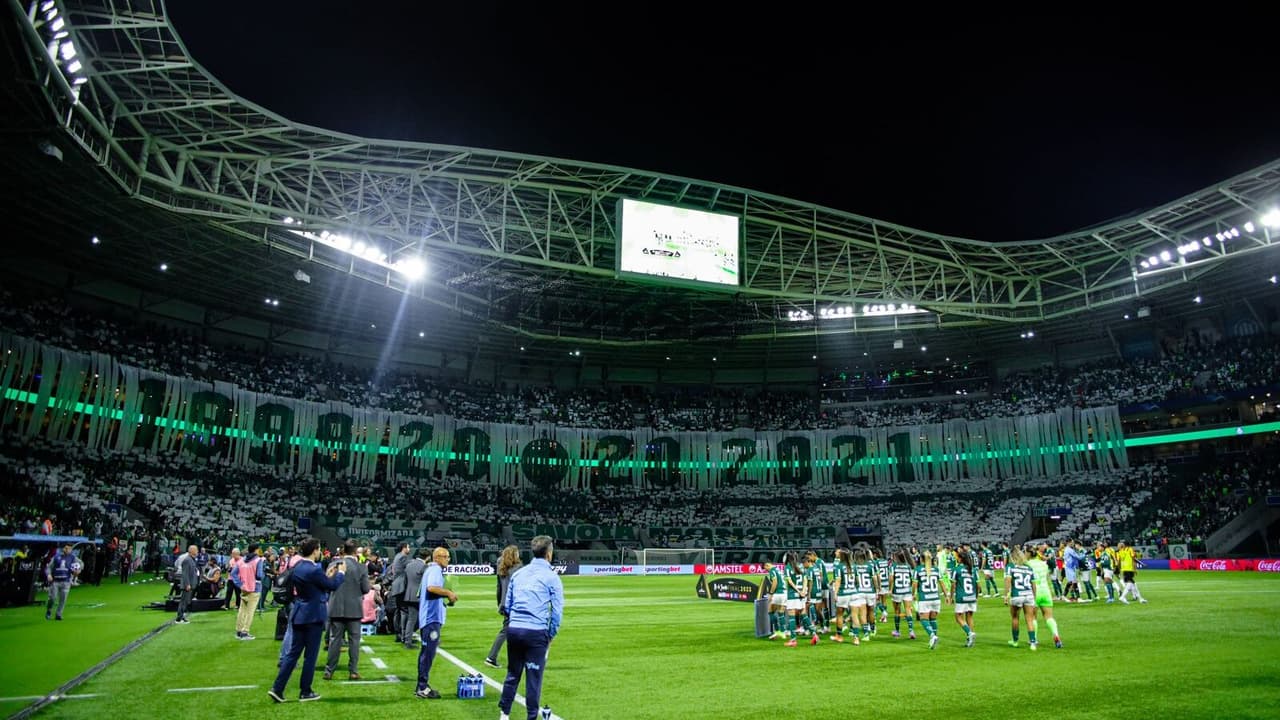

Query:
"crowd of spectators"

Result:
[[1136, 443, 1280, 550], [2, 291, 1279, 576], [4, 292, 1277, 434]]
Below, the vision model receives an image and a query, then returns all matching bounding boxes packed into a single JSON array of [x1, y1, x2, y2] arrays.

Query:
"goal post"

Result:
[[625, 548, 715, 567]]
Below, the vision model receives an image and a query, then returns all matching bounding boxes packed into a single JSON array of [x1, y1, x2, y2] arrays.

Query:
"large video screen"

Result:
[[617, 198, 740, 287]]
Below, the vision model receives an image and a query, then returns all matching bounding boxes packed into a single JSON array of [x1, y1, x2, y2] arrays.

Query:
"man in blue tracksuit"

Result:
[[498, 535, 564, 720], [45, 543, 81, 620]]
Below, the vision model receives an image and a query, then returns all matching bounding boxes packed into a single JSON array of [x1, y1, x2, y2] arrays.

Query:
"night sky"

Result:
[[169, 4, 1280, 241]]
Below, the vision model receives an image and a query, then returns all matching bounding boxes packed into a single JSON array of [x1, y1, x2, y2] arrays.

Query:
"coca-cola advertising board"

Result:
[[1169, 558, 1280, 572]]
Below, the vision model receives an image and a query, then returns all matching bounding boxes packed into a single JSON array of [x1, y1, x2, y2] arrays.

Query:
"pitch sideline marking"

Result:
[[167, 685, 259, 693], [436, 647, 564, 720]]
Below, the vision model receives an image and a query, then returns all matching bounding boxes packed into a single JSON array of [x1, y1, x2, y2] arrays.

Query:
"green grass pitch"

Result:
[[1, 572, 1278, 719]]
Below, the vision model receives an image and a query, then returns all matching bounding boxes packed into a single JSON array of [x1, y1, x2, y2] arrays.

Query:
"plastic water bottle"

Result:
[[473, 673, 485, 698], [457, 674, 468, 699], [540, 705, 552, 719]]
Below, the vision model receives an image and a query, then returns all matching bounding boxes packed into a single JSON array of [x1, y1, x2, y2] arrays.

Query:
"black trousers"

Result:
[[273, 620, 324, 697], [176, 588, 194, 620], [500, 627, 550, 720]]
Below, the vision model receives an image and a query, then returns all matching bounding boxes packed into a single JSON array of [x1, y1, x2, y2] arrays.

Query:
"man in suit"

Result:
[[400, 548, 429, 648], [174, 545, 198, 624], [323, 540, 371, 681], [386, 543, 411, 640], [269, 537, 345, 704]]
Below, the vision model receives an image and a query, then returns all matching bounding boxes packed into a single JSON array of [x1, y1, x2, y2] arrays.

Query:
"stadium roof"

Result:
[[3, 0, 1279, 368]]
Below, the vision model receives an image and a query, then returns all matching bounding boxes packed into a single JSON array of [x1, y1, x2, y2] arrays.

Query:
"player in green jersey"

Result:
[[889, 549, 916, 639], [762, 560, 787, 640], [848, 548, 878, 645], [829, 548, 856, 643], [804, 551, 829, 634], [1027, 544, 1063, 648], [872, 549, 891, 628], [912, 550, 942, 649], [952, 549, 979, 647], [1003, 547, 1039, 650], [935, 544, 953, 602], [1096, 542, 1116, 603], [981, 543, 1000, 597], [783, 552, 813, 647]]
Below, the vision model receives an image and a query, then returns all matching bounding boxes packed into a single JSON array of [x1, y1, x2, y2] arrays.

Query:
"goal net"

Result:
[[626, 548, 715, 566]]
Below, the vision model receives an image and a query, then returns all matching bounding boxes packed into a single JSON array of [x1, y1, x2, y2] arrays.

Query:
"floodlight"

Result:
[[396, 257, 427, 281]]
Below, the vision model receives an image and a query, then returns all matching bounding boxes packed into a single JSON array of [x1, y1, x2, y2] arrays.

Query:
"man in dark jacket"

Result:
[[323, 540, 371, 681], [400, 548, 429, 648], [174, 545, 199, 623], [386, 543, 411, 639], [269, 538, 345, 704]]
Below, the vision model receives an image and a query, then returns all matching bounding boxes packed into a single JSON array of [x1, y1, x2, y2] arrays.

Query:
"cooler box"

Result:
[[754, 598, 772, 637]]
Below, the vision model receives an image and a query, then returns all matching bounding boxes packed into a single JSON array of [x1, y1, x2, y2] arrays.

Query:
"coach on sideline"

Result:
[[498, 535, 564, 720]]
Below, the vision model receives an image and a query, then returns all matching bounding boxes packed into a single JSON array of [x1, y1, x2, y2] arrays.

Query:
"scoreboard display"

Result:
[[617, 198, 740, 287]]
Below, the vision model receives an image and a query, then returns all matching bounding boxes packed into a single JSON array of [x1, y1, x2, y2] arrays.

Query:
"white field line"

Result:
[[167, 685, 259, 693], [437, 647, 564, 720]]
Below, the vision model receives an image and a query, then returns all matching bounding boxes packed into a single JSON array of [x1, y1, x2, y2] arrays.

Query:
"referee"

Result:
[[498, 535, 564, 720]]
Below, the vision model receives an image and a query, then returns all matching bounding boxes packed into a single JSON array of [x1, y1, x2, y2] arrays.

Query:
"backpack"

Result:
[[273, 563, 296, 605]]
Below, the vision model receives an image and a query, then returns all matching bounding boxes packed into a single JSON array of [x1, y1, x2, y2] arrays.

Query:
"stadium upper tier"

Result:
[[2, 293, 1277, 432], [8, 0, 1280, 352]]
